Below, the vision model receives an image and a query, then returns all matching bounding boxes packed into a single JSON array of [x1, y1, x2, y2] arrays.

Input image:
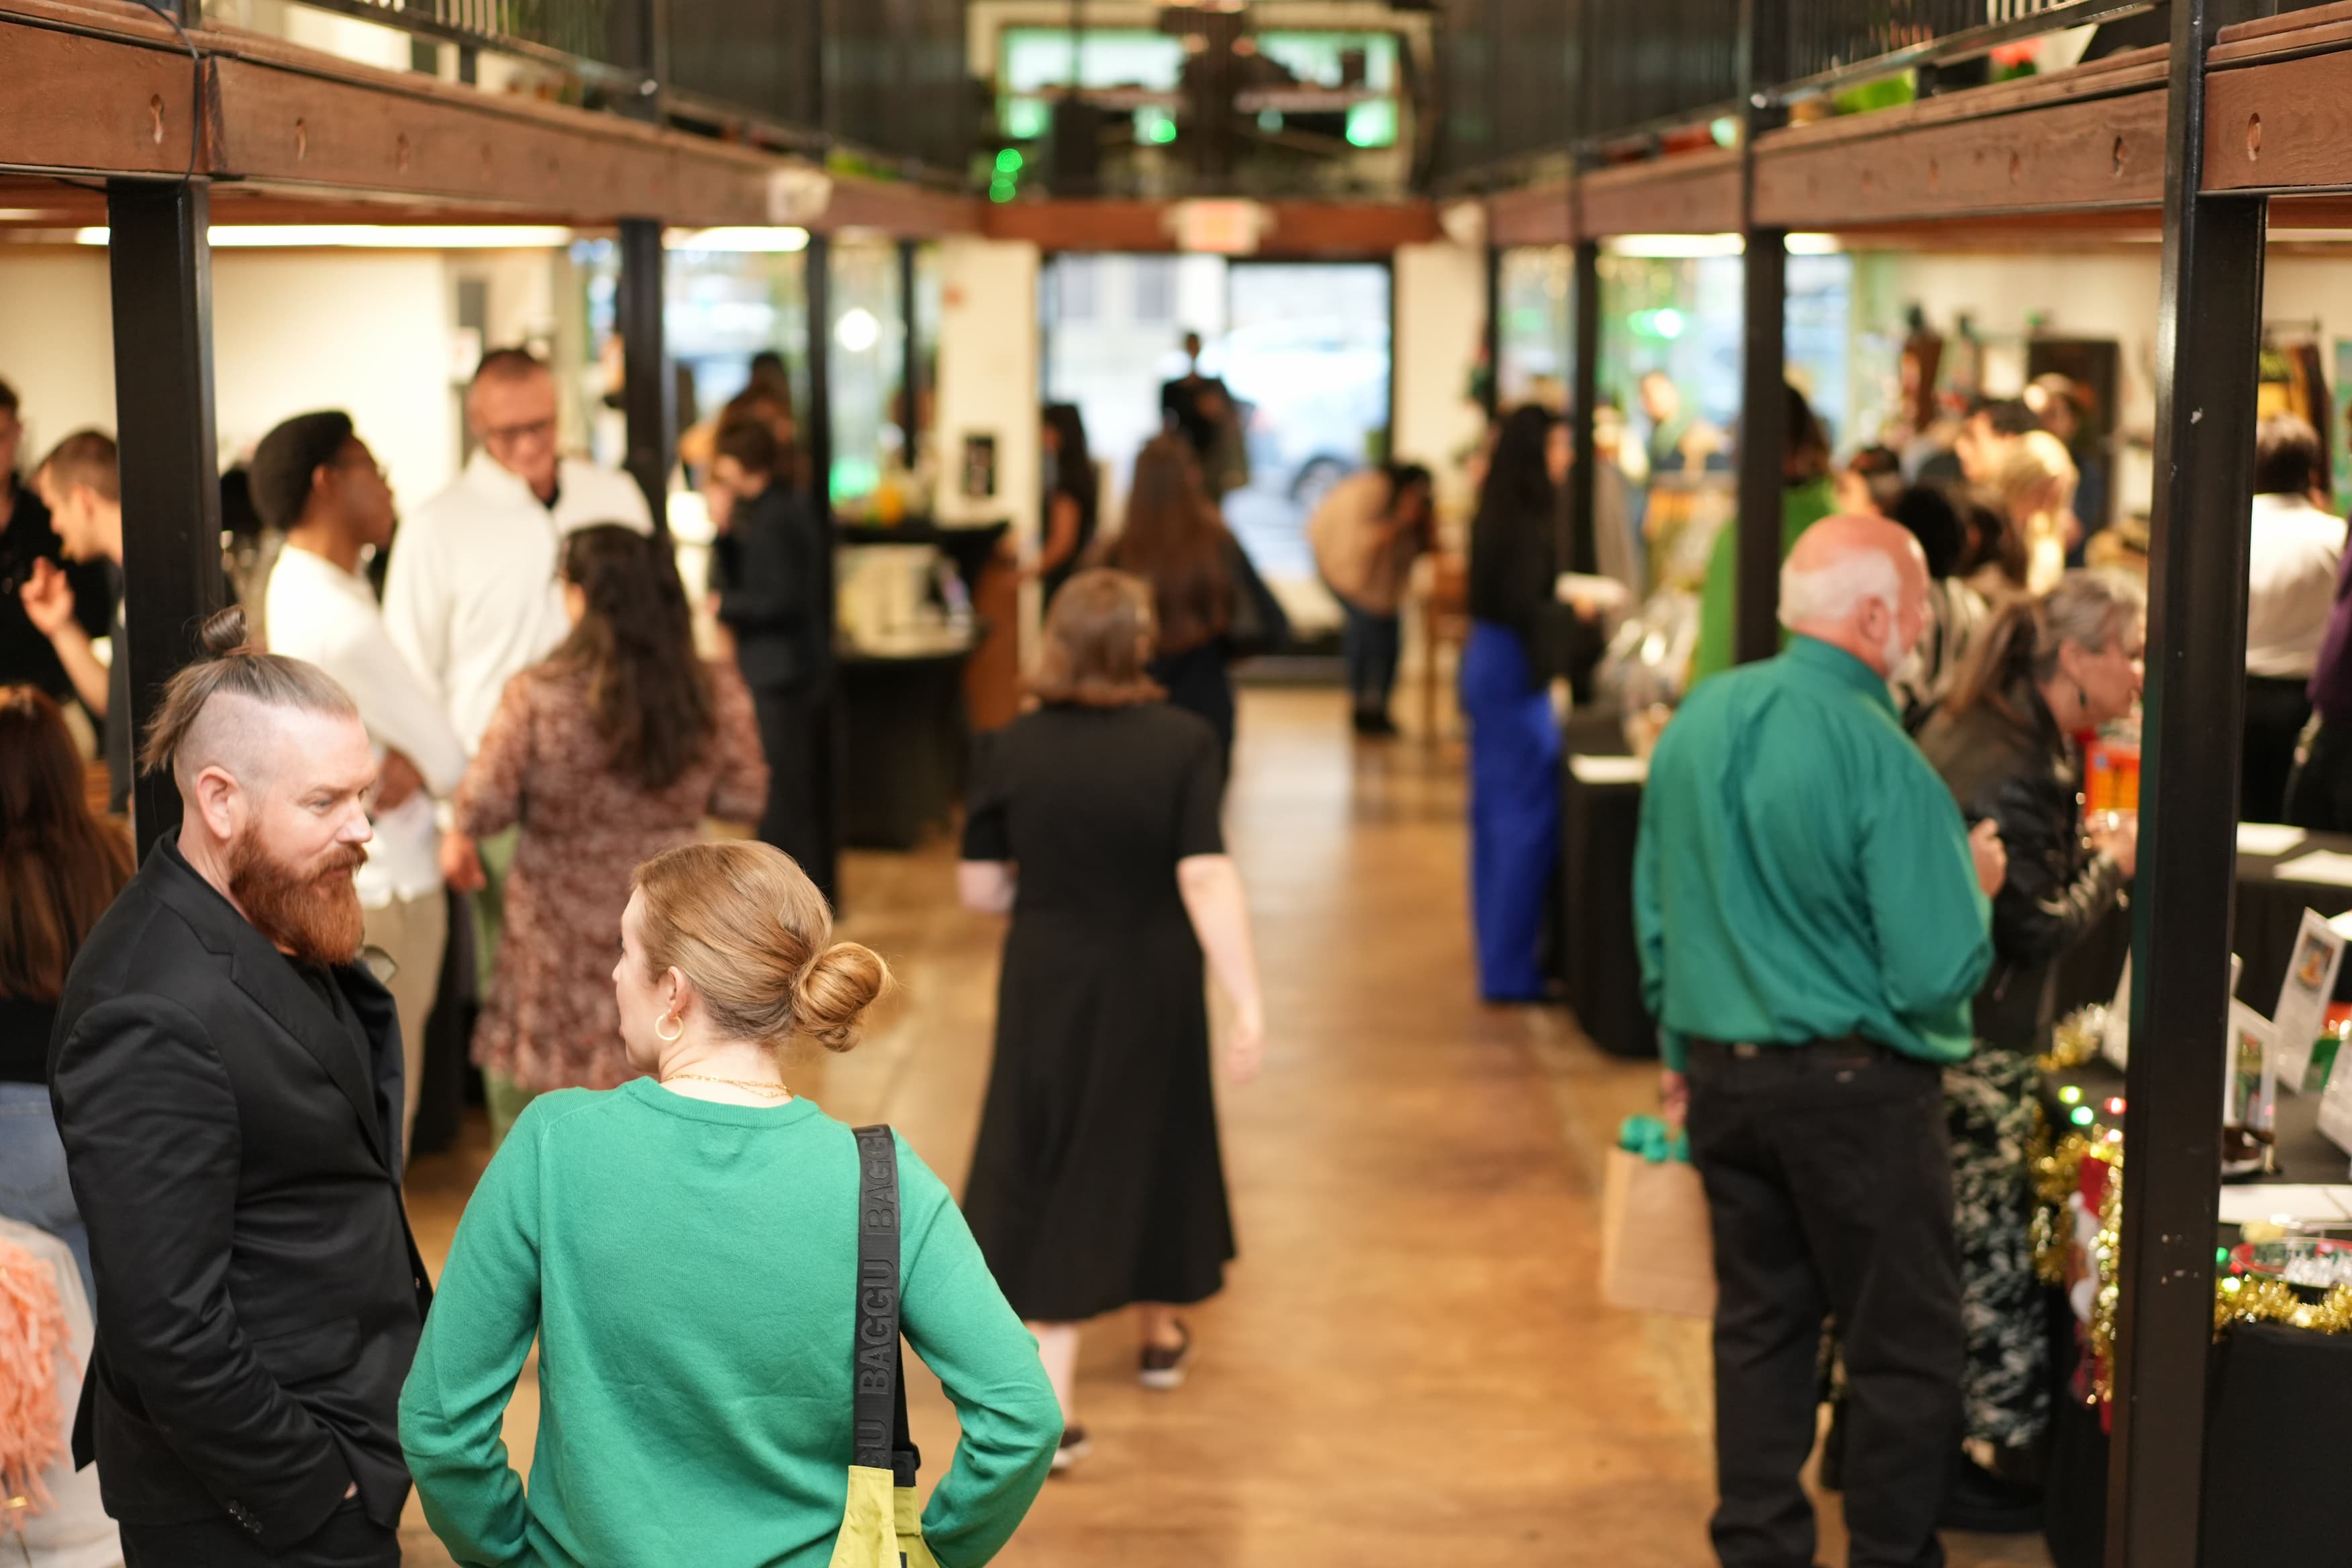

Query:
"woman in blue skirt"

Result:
[[1462, 405, 1593, 1001]]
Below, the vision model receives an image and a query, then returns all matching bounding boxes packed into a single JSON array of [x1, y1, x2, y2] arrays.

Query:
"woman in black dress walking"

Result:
[[958, 570, 1267, 1472]]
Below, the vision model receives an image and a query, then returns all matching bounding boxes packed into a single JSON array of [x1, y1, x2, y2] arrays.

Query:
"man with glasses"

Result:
[[385, 348, 651, 758], [258, 410, 467, 1157], [382, 349, 650, 1134]]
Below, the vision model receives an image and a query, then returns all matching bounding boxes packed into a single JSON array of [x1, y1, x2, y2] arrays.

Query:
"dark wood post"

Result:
[[1732, 0, 1787, 667], [2108, 0, 2270, 1559], [107, 177, 227, 854], [616, 216, 674, 530]]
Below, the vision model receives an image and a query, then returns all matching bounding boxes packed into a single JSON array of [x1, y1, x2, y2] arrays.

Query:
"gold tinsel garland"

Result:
[[2028, 1108, 2352, 1410], [2038, 1008, 2109, 1075]]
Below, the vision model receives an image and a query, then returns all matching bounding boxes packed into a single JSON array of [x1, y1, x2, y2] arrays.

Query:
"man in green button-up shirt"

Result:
[[1634, 514, 2007, 1568]]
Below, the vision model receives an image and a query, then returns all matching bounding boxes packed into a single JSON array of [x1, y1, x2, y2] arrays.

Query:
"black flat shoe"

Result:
[[1941, 1455, 2043, 1534]]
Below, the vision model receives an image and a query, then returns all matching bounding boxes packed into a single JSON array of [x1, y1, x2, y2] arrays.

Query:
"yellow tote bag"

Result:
[[829, 1125, 942, 1568]]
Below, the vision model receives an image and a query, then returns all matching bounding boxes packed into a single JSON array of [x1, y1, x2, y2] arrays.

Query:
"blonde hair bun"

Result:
[[631, 841, 892, 1051], [795, 940, 890, 1054]]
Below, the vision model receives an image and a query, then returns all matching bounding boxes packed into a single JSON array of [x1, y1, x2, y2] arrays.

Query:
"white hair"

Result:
[[1777, 548, 1904, 632]]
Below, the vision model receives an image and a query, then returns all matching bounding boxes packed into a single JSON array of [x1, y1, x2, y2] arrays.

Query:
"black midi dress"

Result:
[[959, 701, 1236, 1322]]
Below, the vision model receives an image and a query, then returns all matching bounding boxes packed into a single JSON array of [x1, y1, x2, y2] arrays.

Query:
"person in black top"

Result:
[[1036, 403, 1098, 606], [708, 418, 829, 879], [18, 430, 132, 812], [1461, 404, 1594, 1001], [1159, 331, 1232, 471], [0, 685, 132, 1304], [1, 382, 114, 709], [1091, 434, 1287, 784], [957, 569, 1267, 1472], [50, 607, 430, 1567]]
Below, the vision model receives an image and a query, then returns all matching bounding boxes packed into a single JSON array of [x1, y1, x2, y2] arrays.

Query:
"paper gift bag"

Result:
[[1599, 1146, 1717, 1318]]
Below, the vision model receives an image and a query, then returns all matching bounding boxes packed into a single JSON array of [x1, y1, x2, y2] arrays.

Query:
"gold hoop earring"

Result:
[[655, 1012, 684, 1044]]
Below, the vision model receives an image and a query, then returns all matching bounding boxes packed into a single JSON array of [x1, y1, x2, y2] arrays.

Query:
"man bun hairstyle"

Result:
[[632, 840, 891, 1053], [138, 607, 358, 779]]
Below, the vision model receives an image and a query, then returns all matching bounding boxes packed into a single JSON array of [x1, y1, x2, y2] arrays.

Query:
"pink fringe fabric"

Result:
[[0, 1238, 66, 1532]]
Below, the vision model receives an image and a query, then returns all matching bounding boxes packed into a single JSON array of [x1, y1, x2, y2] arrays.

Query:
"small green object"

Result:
[[1616, 1114, 1690, 1165], [995, 147, 1024, 174], [2059, 1085, 2083, 1106], [2071, 1105, 2096, 1127], [2216, 1247, 2231, 1265]]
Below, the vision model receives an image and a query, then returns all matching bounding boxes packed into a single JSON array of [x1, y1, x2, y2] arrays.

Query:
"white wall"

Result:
[[0, 246, 467, 516], [210, 252, 460, 514], [934, 237, 1042, 636], [1392, 239, 1489, 518], [0, 251, 117, 460]]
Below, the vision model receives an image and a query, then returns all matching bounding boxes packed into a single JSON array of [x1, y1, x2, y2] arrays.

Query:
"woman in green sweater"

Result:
[[401, 840, 1062, 1567]]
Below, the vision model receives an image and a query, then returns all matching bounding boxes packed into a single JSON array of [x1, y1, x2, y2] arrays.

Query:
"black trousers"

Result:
[[120, 1500, 399, 1568], [750, 681, 825, 878], [1687, 1040, 1963, 1568], [2286, 714, 2352, 833], [2244, 675, 2313, 825]]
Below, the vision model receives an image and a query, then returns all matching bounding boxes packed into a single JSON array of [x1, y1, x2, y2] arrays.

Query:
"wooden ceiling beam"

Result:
[[1755, 88, 2165, 227], [2206, 47, 2352, 194], [1577, 148, 1741, 238], [1487, 179, 1575, 247], [979, 199, 1439, 256], [0, 0, 979, 234]]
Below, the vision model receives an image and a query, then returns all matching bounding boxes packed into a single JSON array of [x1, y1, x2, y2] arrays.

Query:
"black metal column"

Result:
[[898, 238, 921, 464], [803, 232, 841, 906], [107, 178, 227, 855], [1569, 236, 1601, 577], [2109, 0, 2268, 1557], [616, 217, 674, 530], [1732, 0, 1789, 666], [1481, 243, 1503, 418]]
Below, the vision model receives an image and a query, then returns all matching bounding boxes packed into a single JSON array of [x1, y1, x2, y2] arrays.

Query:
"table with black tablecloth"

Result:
[[2039, 1056, 2352, 1567], [1559, 748, 1654, 1058], [838, 628, 978, 851]]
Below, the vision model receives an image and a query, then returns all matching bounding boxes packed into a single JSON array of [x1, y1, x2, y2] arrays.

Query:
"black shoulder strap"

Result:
[[852, 1124, 921, 1486]]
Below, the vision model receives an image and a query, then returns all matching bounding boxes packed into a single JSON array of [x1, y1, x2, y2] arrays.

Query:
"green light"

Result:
[[2059, 1085, 2082, 1105], [2217, 1247, 2231, 1265], [1653, 307, 1685, 340], [2070, 1105, 2096, 1127], [995, 147, 1024, 174], [1150, 116, 1177, 146], [1002, 98, 1050, 140], [1344, 99, 1396, 149], [988, 182, 1015, 204], [1710, 115, 1739, 148]]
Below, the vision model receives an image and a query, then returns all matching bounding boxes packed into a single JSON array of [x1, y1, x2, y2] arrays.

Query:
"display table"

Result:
[[839, 626, 977, 850], [2039, 1058, 2352, 1567], [1559, 748, 1654, 1058]]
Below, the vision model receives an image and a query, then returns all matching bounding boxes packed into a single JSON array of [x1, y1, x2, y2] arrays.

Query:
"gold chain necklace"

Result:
[[663, 1073, 792, 1099]]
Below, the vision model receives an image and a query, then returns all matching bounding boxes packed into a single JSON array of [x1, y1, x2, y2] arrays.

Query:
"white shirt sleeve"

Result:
[[382, 505, 452, 718]]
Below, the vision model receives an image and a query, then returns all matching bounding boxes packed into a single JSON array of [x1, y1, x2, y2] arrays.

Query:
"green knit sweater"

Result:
[[400, 1081, 1061, 1567]]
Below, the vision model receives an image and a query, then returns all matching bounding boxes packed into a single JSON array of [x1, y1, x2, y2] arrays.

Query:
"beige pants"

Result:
[[364, 891, 448, 1158]]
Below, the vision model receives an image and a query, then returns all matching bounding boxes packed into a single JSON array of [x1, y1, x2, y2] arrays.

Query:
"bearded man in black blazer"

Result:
[[50, 607, 430, 1567]]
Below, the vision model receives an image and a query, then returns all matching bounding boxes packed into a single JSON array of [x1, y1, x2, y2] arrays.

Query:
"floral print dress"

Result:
[[457, 662, 767, 1092]]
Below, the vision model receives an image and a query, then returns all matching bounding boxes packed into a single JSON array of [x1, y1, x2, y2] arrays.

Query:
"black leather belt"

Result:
[[1687, 1034, 1892, 1063]]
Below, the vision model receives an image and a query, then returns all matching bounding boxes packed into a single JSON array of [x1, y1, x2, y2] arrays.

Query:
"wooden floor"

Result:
[[397, 687, 2054, 1567]]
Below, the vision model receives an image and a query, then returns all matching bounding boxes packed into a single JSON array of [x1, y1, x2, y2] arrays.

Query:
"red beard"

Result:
[[228, 835, 368, 967]]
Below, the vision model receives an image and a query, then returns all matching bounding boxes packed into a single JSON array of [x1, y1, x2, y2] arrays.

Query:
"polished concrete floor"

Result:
[[398, 687, 2055, 1567]]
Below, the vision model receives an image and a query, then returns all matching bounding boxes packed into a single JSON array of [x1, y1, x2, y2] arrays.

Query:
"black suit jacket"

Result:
[[49, 837, 431, 1551], [712, 484, 826, 691]]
